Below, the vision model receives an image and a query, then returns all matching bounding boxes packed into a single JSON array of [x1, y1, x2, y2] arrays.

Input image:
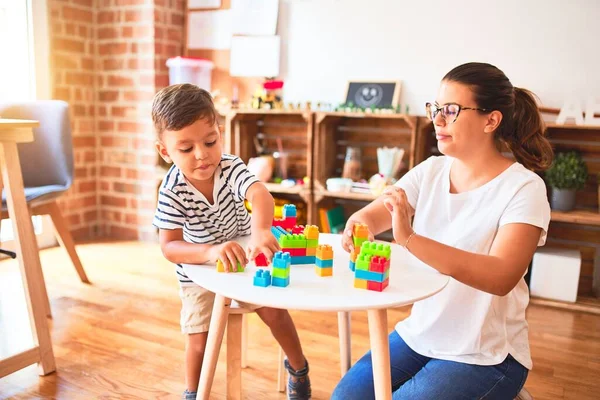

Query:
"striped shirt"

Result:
[[153, 154, 259, 286]]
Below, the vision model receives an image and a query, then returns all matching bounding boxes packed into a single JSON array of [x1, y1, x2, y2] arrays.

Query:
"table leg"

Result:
[[367, 308, 391, 400], [337, 311, 352, 376], [197, 294, 231, 400], [0, 142, 55, 375]]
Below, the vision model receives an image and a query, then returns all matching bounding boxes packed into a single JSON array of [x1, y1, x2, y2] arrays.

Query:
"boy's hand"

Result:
[[342, 219, 374, 253], [247, 229, 281, 263], [212, 241, 248, 272]]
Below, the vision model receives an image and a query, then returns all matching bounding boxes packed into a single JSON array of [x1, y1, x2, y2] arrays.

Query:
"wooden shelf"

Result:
[[550, 210, 600, 226], [545, 122, 600, 130], [316, 111, 412, 120], [318, 189, 377, 202], [263, 182, 306, 195], [530, 295, 600, 315]]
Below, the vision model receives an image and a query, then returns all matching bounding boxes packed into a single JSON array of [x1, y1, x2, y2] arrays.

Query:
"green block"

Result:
[[272, 267, 290, 279], [356, 254, 372, 271], [306, 239, 319, 248], [359, 241, 391, 259], [353, 236, 368, 248], [236, 263, 244, 272], [280, 234, 307, 249]]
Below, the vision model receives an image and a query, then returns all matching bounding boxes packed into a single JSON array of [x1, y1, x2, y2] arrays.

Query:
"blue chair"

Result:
[[0, 101, 89, 290]]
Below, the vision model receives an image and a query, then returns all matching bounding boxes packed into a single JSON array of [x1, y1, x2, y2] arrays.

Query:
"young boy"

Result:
[[152, 84, 311, 400]]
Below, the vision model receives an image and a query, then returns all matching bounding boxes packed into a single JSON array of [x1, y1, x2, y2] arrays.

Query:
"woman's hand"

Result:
[[342, 219, 374, 253], [382, 186, 415, 245]]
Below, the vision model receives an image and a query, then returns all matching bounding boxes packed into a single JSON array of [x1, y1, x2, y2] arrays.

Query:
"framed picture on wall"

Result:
[[344, 81, 401, 109]]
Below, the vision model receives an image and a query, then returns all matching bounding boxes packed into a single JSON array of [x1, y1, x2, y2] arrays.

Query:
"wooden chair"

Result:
[[228, 303, 286, 399], [0, 101, 90, 317]]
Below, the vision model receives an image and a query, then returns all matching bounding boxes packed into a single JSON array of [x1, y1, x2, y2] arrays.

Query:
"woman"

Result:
[[332, 62, 553, 400]]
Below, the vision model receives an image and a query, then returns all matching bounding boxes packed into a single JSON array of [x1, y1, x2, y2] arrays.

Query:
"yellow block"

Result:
[[304, 225, 320, 240], [354, 278, 368, 289], [216, 260, 225, 272], [315, 267, 333, 277]]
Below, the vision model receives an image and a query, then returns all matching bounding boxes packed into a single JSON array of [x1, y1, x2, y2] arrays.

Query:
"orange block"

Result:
[[353, 223, 369, 239], [306, 246, 316, 256], [304, 225, 319, 240], [354, 278, 368, 289], [316, 244, 333, 260], [315, 266, 333, 277], [350, 247, 361, 263]]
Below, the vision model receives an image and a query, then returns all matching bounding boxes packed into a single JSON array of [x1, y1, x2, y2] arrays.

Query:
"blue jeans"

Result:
[[331, 331, 528, 400]]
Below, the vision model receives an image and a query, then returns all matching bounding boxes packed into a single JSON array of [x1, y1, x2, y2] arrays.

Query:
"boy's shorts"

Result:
[[179, 285, 260, 334]]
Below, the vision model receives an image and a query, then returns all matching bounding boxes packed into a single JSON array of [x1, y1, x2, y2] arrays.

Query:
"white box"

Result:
[[530, 248, 581, 303]]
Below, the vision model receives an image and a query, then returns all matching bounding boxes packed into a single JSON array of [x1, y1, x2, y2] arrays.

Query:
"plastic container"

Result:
[[326, 178, 353, 193], [166, 57, 214, 91]]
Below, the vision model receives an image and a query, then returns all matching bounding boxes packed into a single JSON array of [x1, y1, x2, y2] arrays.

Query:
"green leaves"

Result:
[[545, 151, 588, 190]]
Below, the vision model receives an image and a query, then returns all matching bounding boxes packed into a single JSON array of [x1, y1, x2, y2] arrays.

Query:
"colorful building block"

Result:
[[315, 258, 333, 268], [354, 278, 368, 289], [369, 256, 390, 273], [355, 268, 389, 283], [367, 279, 389, 292], [355, 253, 373, 271], [216, 259, 244, 273], [283, 204, 297, 218], [316, 244, 333, 260], [315, 266, 333, 277], [280, 234, 307, 249], [290, 256, 316, 265], [272, 276, 290, 287], [292, 225, 305, 234], [253, 270, 272, 287], [272, 252, 291, 269], [282, 247, 307, 257], [272, 266, 290, 279], [353, 223, 369, 239], [349, 261, 355, 272], [306, 247, 316, 256], [271, 225, 289, 240], [272, 216, 296, 230], [304, 225, 319, 240], [255, 253, 269, 267], [306, 239, 319, 248], [359, 241, 392, 259]]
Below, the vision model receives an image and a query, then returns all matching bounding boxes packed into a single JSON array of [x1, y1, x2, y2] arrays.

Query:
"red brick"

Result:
[[98, 11, 116, 24], [124, 91, 153, 102], [63, 6, 93, 22], [116, 0, 148, 5], [84, 210, 98, 223], [73, 136, 96, 148], [51, 22, 63, 35], [126, 168, 138, 179], [98, 106, 108, 117], [101, 195, 127, 208], [99, 90, 119, 101], [167, 28, 182, 42], [53, 38, 85, 53], [53, 54, 78, 69], [75, 167, 87, 178], [154, 27, 164, 40], [111, 106, 129, 117], [104, 59, 124, 70], [114, 182, 139, 194], [171, 13, 184, 26], [118, 121, 146, 133], [121, 26, 133, 38], [109, 226, 139, 240], [98, 121, 114, 131], [66, 72, 94, 86], [68, 213, 82, 226], [101, 136, 130, 147], [79, 180, 97, 193], [82, 195, 97, 208], [84, 151, 96, 162], [125, 213, 138, 225], [81, 57, 94, 71], [78, 25, 88, 37], [77, 120, 94, 134], [54, 87, 70, 101], [125, 10, 151, 22], [99, 43, 128, 56], [108, 75, 134, 87], [65, 23, 77, 35], [100, 166, 121, 178], [73, 0, 94, 7], [154, 74, 169, 89], [98, 27, 118, 40], [73, 104, 87, 117]]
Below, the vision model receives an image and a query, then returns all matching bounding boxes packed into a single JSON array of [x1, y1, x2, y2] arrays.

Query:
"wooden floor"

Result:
[[0, 241, 599, 400]]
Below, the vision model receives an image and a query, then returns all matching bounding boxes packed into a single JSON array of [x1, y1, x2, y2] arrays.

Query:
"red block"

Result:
[[369, 256, 390, 273], [292, 225, 305, 234], [272, 216, 296, 230], [282, 247, 306, 257], [367, 279, 389, 292], [255, 253, 269, 267]]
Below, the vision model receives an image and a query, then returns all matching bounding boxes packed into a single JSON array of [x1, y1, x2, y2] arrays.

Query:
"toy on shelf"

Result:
[[353, 241, 391, 292], [315, 244, 333, 277], [272, 251, 291, 287], [253, 269, 272, 287]]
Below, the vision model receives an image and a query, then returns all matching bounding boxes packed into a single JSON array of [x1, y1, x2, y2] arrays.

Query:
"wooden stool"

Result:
[[515, 387, 533, 400], [228, 303, 286, 400]]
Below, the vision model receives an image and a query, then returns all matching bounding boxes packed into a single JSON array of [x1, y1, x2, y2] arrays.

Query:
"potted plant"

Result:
[[545, 151, 588, 211]]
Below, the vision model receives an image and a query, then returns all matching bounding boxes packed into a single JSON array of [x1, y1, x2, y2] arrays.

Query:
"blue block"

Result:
[[283, 204, 297, 218], [272, 251, 291, 269], [316, 258, 333, 268], [253, 270, 271, 287], [271, 226, 288, 240], [355, 269, 389, 283], [290, 255, 316, 265], [349, 261, 355, 271], [272, 276, 290, 287]]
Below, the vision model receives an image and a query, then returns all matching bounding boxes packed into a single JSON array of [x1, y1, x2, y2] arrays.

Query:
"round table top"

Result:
[[183, 233, 449, 312]]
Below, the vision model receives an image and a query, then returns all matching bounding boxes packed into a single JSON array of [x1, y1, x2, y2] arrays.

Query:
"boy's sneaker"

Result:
[[182, 389, 196, 400], [284, 358, 311, 400]]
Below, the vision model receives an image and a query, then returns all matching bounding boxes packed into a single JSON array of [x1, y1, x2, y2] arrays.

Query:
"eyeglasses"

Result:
[[425, 102, 489, 124]]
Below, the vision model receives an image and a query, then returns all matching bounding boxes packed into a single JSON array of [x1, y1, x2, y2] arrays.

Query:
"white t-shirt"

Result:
[[395, 156, 550, 369]]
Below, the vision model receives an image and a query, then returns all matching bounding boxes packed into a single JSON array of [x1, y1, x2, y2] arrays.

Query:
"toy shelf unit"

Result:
[[312, 112, 423, 233], [224, 109, 314, 225]]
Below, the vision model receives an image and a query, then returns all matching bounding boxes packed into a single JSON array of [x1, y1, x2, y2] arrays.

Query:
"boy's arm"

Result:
[[159, 228, 218, 264], [246, 182, 275, 234]]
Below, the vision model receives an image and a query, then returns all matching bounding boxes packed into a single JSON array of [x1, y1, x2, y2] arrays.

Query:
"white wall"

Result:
[[277, 0, 600, 114]]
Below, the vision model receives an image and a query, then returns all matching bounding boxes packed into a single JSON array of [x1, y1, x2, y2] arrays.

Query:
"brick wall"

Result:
[[49, 0, 98, 240], [48, 0, 185, 241]]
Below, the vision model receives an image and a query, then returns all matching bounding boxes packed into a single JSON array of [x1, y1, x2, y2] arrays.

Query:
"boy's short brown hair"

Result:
[[152, 84, 218, 137]]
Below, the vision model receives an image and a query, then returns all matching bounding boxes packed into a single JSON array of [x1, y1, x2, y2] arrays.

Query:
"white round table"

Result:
[[183, 233, 449, 400]]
